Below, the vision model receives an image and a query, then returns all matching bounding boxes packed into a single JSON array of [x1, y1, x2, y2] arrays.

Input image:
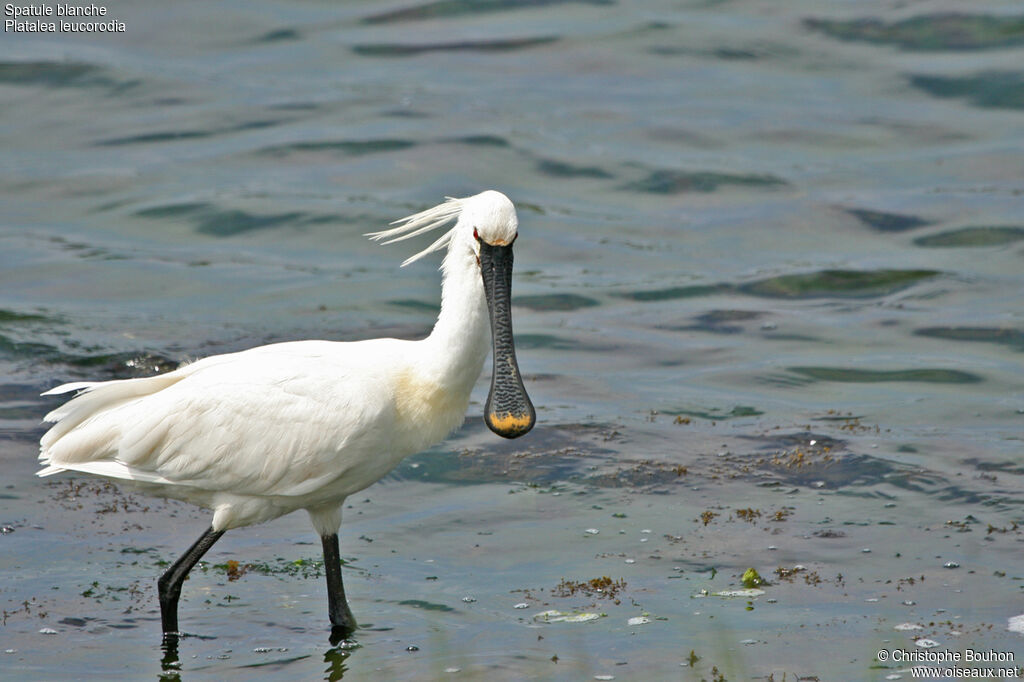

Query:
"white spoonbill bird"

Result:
[[37, 190, 535, 642]]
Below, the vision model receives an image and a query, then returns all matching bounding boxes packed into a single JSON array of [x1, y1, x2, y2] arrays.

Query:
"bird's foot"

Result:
[[329, 619, 358, 646]]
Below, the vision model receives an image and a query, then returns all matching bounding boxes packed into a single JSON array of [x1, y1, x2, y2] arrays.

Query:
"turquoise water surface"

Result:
[[2, 1, 1023, 679]]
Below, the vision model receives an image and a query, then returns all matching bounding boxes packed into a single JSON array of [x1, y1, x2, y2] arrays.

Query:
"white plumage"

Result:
[[40, 340, 445, 532], [37, 190, 535, 640]]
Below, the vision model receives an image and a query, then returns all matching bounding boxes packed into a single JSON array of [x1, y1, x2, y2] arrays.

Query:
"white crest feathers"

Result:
[[366, 196, 465, 267]]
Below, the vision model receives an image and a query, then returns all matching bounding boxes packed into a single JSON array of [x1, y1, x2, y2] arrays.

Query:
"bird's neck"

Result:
[[422, 244, 491, 393]]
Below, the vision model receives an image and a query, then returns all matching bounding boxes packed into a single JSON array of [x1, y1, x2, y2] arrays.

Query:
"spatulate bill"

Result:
[[479, 242, 535, 438]]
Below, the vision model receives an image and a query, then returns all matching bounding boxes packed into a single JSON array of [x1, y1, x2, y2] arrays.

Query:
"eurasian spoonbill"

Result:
[[38, 189, 535, 641]]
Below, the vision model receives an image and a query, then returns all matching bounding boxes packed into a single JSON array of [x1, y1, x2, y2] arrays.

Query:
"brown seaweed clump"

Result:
[[553, 576, 627, 599]]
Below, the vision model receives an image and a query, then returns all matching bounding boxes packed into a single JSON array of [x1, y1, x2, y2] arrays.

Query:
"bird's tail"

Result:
[[38, 373, 186, 474]]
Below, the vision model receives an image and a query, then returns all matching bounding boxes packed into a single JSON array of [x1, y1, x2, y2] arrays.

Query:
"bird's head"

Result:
[[367, 191, 535, 440], [458, 189, 518, 251]]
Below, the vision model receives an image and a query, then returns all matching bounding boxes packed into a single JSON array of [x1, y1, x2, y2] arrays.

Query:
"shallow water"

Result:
[[2, 0, 1023, 679]]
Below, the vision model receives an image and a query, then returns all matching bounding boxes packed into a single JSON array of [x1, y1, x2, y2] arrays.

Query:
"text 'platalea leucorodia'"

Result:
[[37, 190, 535, 643]]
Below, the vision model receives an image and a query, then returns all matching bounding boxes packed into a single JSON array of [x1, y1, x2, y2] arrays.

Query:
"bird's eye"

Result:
[[473, 227, 480, 242]]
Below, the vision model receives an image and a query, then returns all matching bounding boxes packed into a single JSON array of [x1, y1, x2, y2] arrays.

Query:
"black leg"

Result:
[[158, 526, 224, 640], [321, 533, 357, 642]]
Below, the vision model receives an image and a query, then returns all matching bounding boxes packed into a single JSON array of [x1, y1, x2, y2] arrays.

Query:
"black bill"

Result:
[[479, 241, 536, 439]]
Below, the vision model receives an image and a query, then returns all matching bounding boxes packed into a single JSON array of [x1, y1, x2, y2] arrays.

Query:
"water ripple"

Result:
[[622, 169, 789, 194], [619, 269, 941, 302], [913, 226, 1024, 248], [361, 0, 612, 25], [787, 366, 983, 384], [914, 326, 1024, 352], [804, 14, 1024, 51], [842, 207, 931, 233], [909, 71, 1024, 110], [0, 60, 138, 92], [353, 36, 559, 57]]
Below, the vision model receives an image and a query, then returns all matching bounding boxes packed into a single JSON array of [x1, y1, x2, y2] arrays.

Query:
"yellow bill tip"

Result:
[[486, 412, 534, 438]]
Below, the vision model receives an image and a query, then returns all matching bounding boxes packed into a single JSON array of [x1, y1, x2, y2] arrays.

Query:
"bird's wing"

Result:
[[39, 341, 401, 498]]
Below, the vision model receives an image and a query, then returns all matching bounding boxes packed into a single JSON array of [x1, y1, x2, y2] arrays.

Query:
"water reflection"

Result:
[[157, 633, 360, 680], [323, 644, 354, 682], [158, 637, 183, 682]]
